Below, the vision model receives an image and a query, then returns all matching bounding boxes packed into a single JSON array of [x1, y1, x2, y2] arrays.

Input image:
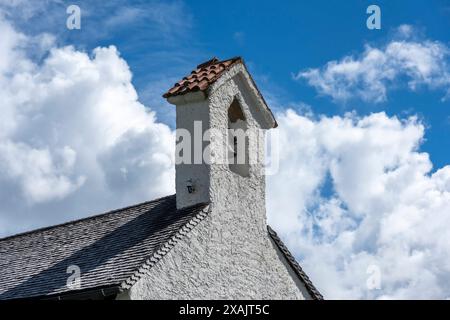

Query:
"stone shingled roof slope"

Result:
[[0, 195, 322, 300], [0, 195, 208, 300]]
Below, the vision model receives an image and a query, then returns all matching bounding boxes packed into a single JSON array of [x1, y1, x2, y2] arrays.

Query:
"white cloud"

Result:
[[267, 109, 450, 299], [0, 16, 174, 236], [294, 26, 450, 103], [2, 11, 450, 300], [0, 143, 85, 203]]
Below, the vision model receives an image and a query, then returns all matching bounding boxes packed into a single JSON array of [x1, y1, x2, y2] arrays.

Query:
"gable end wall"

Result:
[[126, 213, 312, 299]]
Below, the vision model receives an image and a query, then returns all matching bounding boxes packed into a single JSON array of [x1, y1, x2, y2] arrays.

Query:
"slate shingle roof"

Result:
[[0, 195, 322, 300], [268, 226, 323, 300], [0, 195, 209, 300]]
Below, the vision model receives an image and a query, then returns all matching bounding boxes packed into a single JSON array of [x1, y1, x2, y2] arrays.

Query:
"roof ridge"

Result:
[[0, 194, 176, 242], [196, 56, 242, 70], [196, 57, 219, 69]]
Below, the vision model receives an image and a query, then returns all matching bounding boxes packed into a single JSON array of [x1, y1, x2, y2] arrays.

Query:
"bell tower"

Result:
[[163, 57, 277, 212]]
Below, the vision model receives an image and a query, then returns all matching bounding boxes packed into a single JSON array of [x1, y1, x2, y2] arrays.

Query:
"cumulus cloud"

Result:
[[294, 26, 450, 103], [0, 16, 174, 236], [267, 109, 450, 299], [2, 9, 450, 300]]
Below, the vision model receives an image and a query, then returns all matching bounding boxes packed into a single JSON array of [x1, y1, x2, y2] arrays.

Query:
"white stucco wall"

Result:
[[175, 98, 211, 209], [127, 212, 312, 299], [127, 65, 311, 299]]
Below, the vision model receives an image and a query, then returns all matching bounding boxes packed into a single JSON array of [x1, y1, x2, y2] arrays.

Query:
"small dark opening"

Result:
[[227, 97, 249, 177], [228, 98, 246, 123]]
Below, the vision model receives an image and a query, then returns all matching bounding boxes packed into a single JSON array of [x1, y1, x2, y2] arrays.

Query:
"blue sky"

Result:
[[39, 0, 449, 168], [1, 0, 450, 298]]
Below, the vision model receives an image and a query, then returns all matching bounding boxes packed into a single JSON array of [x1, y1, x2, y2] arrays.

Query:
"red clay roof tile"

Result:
[[163, 56, 278, 128], [163, 57, 242, 98]]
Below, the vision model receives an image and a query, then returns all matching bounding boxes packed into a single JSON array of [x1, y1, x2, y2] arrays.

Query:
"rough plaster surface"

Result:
[[128, 213, 311, 299], [128, 65, 311, 299], [175, 99, 211, 209]]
